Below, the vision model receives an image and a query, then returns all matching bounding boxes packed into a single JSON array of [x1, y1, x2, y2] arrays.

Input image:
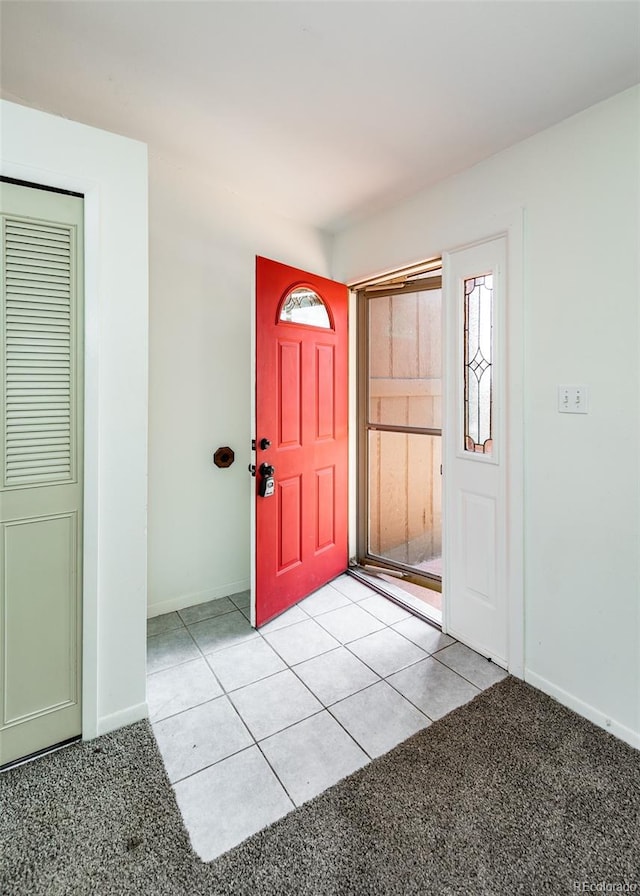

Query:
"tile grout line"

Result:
[[321, 678, 427, 760], [148, 595, 468, 706], [310, 598, 390, 642], [146, 621, 186, 639], [335, 629, 444, 723], [429, 650, 505, 692], [151, 693, 226, 726], [256, 728, 319, 814], [205, 657, 288, 696], [181, 619, 231, 695], [169, 741, 257, 788], [148, 641, 489, 734], [147, 652, 207, 677], [283, 650, 379, 763], [272, 603, 437, 759], [161, 638, 329, 793], [260, 617, 340, 668], [378, 650, 501, 721], [178, 603, 239, 627], [208, 634, 419, 737], [253, 739, 299, 810], [215, 618, 339, 748], [168, 703, 337, 797], [312, 610, 467, 721], [340, 639, 431, 686]]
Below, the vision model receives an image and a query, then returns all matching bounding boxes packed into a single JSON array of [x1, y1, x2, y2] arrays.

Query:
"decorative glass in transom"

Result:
[[464, 274, 493, 455], [280, 287, 331, 328]]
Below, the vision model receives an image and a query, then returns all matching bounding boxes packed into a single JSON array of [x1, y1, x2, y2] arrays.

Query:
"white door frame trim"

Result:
[[442, 210, 524, 678]]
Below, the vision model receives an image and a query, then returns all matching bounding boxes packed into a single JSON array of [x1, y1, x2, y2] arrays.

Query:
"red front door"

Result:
[[255, 257, 348, 627]]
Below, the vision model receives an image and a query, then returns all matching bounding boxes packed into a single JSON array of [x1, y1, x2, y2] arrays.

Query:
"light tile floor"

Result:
[[146, 574, 507, 861]]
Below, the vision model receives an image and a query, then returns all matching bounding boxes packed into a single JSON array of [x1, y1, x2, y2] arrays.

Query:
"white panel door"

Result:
[[443, 237, 507, 666]]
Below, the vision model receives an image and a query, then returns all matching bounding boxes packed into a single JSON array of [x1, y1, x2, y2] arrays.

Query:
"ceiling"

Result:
[[1, 1, 638, 232]]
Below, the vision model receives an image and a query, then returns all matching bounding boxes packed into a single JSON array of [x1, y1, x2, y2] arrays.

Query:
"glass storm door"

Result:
[[359, 274, 443, 585], [253, 257, 348, 627]]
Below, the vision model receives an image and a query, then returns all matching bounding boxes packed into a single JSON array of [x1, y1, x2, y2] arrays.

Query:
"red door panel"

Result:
[[255, 257, 348, 626]]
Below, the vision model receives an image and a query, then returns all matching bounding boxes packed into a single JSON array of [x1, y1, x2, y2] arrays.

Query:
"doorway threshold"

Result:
[[347, 566, 443, 631], [0, 735, 81, 774]]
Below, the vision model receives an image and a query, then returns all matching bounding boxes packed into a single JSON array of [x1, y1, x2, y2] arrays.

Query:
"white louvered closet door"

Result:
[[0, 180, 84, 767]]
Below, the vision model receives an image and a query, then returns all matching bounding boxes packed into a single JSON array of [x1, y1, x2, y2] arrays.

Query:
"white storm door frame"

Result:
[[442, 213, 524, 677]]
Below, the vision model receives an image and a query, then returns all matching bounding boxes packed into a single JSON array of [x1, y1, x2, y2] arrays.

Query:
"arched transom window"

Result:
[[279, 287, 331, 329]]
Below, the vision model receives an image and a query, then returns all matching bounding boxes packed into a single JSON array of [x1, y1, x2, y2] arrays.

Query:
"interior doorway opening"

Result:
[[355, 259, 443, 625]]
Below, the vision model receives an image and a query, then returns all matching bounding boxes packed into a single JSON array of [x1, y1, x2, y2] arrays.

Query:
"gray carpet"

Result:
[[2, 678, 639, 895]]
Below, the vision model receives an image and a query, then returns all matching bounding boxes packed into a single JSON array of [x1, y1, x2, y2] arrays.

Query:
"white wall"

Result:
[[0, 100, 149, 736], [332, 86, 640, 747], [6, 86, 636, 749], [147, 153, 331, 616]]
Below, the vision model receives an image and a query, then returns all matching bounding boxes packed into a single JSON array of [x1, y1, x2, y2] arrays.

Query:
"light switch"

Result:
[[558, 385, 588, 414]]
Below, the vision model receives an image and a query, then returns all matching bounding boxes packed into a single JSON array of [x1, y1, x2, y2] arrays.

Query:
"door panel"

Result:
[[315, 466, 335, 551], [460, 491, 496, 599], [279, 340, 301, 446], [255, 257, 348, 627], [3, 513, 78, 722], [443, 236, 507, 664], [278, 476, 302, 571], [0, 181, 83, 766], [316, 345, 335, 440]]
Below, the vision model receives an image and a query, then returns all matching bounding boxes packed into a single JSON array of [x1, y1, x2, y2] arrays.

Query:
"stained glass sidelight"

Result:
[[279, 287, 331, 328], [464, 274, 493, 455]]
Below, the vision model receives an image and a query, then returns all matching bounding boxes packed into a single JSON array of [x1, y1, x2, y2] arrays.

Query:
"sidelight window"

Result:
[[463, 274, 493, 455]]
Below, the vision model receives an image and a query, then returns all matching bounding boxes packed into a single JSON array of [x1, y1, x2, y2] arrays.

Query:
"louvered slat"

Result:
[[3, 219, 74, 485]]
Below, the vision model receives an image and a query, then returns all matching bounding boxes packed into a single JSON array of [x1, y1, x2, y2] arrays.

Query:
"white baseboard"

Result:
[[147, 579, 250, 619], [94, 701, 149, 737], [525, 670, 639, 750]]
